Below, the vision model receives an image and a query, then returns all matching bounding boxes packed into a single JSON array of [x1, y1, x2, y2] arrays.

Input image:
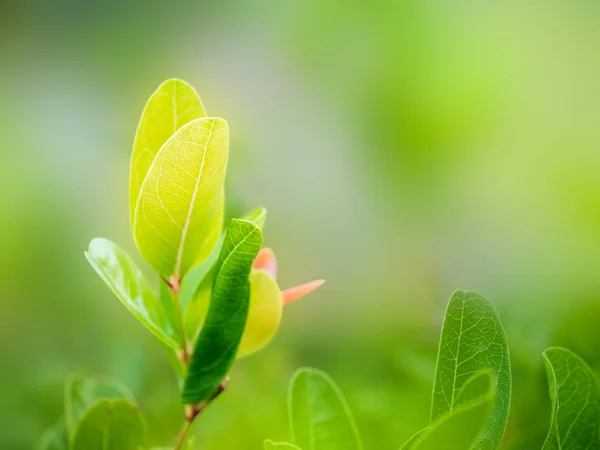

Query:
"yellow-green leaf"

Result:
[[238, 269, 282, 357], [129, 79, 206, 225], [133, 117, 228, 278]]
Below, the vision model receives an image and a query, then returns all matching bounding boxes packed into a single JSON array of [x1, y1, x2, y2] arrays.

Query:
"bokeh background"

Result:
[[2, 1, 600, 448]]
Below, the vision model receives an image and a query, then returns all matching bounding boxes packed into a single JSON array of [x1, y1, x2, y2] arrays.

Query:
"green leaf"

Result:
[[182, 207, 269, 346], [403, 372, 496, 450], [542, 347, 600, 449], [264, 440, 302, 450], [399, 430, 425, 450], [71, 399, 147, 450], [130, 79, 206, 225], [289, 367, 363, 450], [431, 290, 511, 449], [38, 418, 68, 450], [133, 117, 228, 279], [85, 238, 181, 349], [64, 374, 136, 434], [181, 219, 263, 404]]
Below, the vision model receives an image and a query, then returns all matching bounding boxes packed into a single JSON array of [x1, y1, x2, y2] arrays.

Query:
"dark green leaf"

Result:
[[64, 374, 135, 434], [431, 290, 511, 449], [542, 347, 600, 449], [181, 219, 263, 404], [71, 399, 147, 450], [289, 367, 363, 450], [85, 238, 181, 349]]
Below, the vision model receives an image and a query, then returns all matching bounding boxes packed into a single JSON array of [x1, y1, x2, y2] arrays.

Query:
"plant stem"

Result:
[[174, 377, 230, 448], [173, 421, 191, 450], [169, 276, 189, 364]]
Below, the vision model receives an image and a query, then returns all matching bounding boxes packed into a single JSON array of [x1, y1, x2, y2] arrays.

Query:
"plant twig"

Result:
[[168, 276, 189, 364], [173, 420, 191, 450], [173, 377, 229, 449]]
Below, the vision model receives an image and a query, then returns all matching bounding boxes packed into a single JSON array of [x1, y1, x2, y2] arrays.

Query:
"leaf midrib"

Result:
[[173, 119, 216, 278], [449, 294, 466, 413]]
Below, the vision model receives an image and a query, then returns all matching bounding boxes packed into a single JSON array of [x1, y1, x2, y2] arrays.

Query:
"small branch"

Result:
[[166, 275, 189, 364], [173, 421, 191, 450]]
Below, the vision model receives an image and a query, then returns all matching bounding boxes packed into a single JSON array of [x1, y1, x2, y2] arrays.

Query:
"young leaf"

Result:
[[289, 367, 363, 450], [130, 79, 206, 224], [85, 238, 181, 349], [403, 372, 496, 450], [237, 269, 282, 357], [38, 418, 68, 450], [402, 371, 495, 449], [64, 374, 136, 434], [71, 399, 147, 450], [431, 290, 511, 449], [542, 347, 600, 449], [264, 441, 303, 450], [133, 117, 228, 278], [181, 219, 263, 404], [184, 268, 283, 358]]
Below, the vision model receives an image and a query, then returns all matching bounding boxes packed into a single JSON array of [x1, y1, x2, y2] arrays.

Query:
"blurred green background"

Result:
[[2, 1, 600, 448]]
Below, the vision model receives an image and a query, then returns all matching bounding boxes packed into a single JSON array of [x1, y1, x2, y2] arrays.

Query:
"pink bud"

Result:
[[253, 248, 278, 278], [282, 280, 326, 305]]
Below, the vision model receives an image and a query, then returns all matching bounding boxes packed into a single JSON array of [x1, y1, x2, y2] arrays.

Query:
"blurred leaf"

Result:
[[289, 367, 363, 450], [38, 418, 68, 450], [71, 399, 147, 450], [85, 238, 181, 349], [542, 347, 600, 449], [402, 372, 496, 450], [264, 441, 302, 449], [181, 219, 262, 404], [431, 290, 511, 449], [129, 79, 206, 225], [133, 117, 228, 278], [183, 436, 196, 450], [237, 269, 282, 357], [64, 374, 136, 434]]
